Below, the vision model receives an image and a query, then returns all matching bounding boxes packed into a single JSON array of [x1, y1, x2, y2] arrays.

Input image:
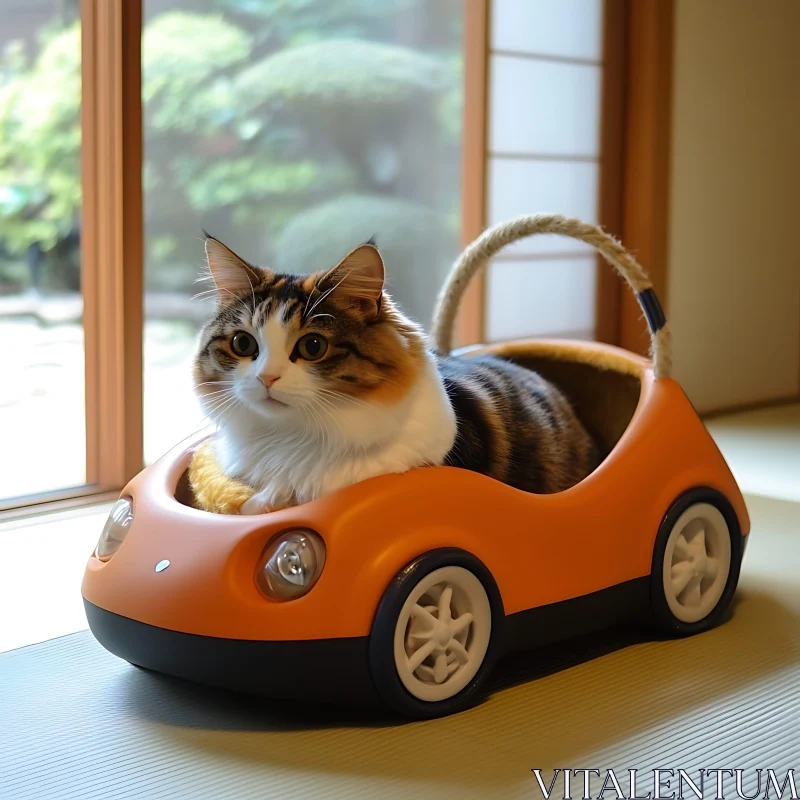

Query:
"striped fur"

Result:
[[191, 235, 597, 513], [439, 355, 598, 493]]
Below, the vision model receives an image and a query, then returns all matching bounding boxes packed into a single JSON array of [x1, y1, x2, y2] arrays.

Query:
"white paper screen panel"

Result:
[[486, 258, 598, 342], [491, 0, 603, 61], [487, 159, 599, 256], [485, 2, 604, 341], [489, 56, 601, 157]]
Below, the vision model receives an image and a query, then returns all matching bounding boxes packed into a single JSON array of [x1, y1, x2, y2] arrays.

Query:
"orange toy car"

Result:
[[82, 215, 750, 719]]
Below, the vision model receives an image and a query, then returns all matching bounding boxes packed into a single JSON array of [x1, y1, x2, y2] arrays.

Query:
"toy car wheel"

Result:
[[369, 548, 503, 719], [651, 488, 743, 636]]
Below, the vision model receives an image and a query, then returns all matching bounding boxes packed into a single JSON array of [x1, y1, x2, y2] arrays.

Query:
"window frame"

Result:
[[455, 0, 488, 347], [81, 0, 144, 493], [457, 0, 674, 354], [2, 0, 664, 515], [616, 0, 674, 357], [0, 0, 143, 515]]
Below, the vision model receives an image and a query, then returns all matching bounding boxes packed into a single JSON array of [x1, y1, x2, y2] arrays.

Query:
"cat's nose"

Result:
[[258, 374, 280, 388]]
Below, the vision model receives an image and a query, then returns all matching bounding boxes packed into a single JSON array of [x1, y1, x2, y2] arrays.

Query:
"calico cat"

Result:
[[192, 235, 597, 514]]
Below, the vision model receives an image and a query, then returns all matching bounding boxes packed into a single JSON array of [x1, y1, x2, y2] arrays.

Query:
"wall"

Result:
[[667, 0, 800, 412]]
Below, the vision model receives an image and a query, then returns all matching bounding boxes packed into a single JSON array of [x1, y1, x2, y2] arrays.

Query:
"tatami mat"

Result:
[[1, 494, 797, 799], [705, 403, 800, 503], [0, 502, 112, 652]]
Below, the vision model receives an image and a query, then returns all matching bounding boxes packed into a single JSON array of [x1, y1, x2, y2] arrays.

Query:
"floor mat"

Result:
[[1, 495, 798, 799]]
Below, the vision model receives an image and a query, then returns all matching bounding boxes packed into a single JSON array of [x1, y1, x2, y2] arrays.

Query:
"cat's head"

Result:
[[193, 234, 425, 428]]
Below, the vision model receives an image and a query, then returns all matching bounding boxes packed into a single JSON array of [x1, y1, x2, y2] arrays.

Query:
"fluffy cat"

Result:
[[191, 235, 597, 514]]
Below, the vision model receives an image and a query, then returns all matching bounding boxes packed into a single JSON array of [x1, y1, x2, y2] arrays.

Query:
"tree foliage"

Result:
[[0, 0, 462, 307], [0, 24, 80, 254], [143, 12, 254, 134], [275, 193, 446, 272], [217, 0, 423, 44], [235, 39, 447, 114], [275, 192, 455, 324]]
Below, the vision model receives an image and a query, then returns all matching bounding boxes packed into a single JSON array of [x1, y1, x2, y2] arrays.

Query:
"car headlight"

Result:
[[256, 529, 326, 601], [95, 498, 134, 562]]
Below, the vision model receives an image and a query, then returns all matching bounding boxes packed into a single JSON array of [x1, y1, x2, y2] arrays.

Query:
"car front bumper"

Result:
[[83, 600, 382, 709]]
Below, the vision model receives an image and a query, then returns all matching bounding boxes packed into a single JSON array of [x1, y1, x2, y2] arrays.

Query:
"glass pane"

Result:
[[486, 257, 597, 342], [142, 0, 464, 464], [0, 1, 84, 501]]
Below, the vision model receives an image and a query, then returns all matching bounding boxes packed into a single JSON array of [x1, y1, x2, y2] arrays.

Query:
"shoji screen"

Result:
[[485, 0, 604, 342]]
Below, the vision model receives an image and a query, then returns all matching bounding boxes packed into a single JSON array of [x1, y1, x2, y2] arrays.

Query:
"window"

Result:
[[485, 0, 605, 342], [0, 1, 83, 502], [0, 0, 630, 513], [141, 0, 465, 463]]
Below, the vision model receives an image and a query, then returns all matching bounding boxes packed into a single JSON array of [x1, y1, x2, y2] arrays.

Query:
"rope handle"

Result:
[[431, 213, 673, 379]]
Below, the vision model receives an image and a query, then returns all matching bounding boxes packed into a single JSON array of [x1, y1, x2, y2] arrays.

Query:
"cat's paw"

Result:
[[239, 488, 295, 515], [239, 493, 273, 515]]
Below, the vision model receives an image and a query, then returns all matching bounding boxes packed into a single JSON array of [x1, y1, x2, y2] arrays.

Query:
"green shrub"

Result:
[[275, 193, 455, 323]]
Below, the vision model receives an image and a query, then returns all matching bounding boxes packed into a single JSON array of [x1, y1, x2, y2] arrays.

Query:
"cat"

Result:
[[192, 234, 598, 514]]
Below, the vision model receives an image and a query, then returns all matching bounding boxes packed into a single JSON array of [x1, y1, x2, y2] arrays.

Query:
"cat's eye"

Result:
[[295, 333, 328, 362], [230, 331, 258, 358]]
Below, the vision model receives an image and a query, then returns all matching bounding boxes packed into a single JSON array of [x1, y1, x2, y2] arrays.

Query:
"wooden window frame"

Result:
[[4, 0, 482, 515], [595, 0, 627, 344], [597, 0, 675, 354], [617, 0, 674, 357], [6, 0, 664, 515], [82, 0, 144, 491], [0, 0, 143, 515], [456, 0, 489, 346], [457, 0, 675, 356]]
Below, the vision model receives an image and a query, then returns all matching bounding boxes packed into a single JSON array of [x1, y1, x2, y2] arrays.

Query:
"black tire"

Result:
[[650, 487, 743, 636], [368, 548, 504, 719]]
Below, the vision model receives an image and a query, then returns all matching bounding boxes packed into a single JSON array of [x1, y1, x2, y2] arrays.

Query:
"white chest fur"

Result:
[[214, 358, 456, 512]]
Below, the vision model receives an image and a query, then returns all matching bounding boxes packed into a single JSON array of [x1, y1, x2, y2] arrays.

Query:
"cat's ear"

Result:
[[319, 243, 385, 315], [203, 232, 264, 301]]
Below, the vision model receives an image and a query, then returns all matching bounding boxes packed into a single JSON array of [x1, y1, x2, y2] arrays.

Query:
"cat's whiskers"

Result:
[[243, 268, 257, 313], [302, 285, 318, 320], [163, 419, 216, 456], [316, 390, 382, 427], [178, 391, 241, 450], [305, 272, 348, 319], [204, 392, 241, 423], [200, 385, 236, 402], [368, 375, 404, 390], [310, 394, 347, 442], [201, 388, 237, 401], [192, 286, 241, 303], [297, 404, 314, 441], [317, 388, 372, 409], [310, 400, 337, 452], [195, 380, 235, 388], [211, 403, 244, 437], [191, 288, 220, 301], [304, 397, 342, 452], [190, 237, 476, 508], [202, 395, 232, 412], [302, 403, 328, 450]]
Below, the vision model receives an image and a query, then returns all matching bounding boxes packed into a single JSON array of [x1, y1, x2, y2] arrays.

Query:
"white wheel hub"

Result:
[[393, 566, 492, 702], [663, 503, 732, 623]]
